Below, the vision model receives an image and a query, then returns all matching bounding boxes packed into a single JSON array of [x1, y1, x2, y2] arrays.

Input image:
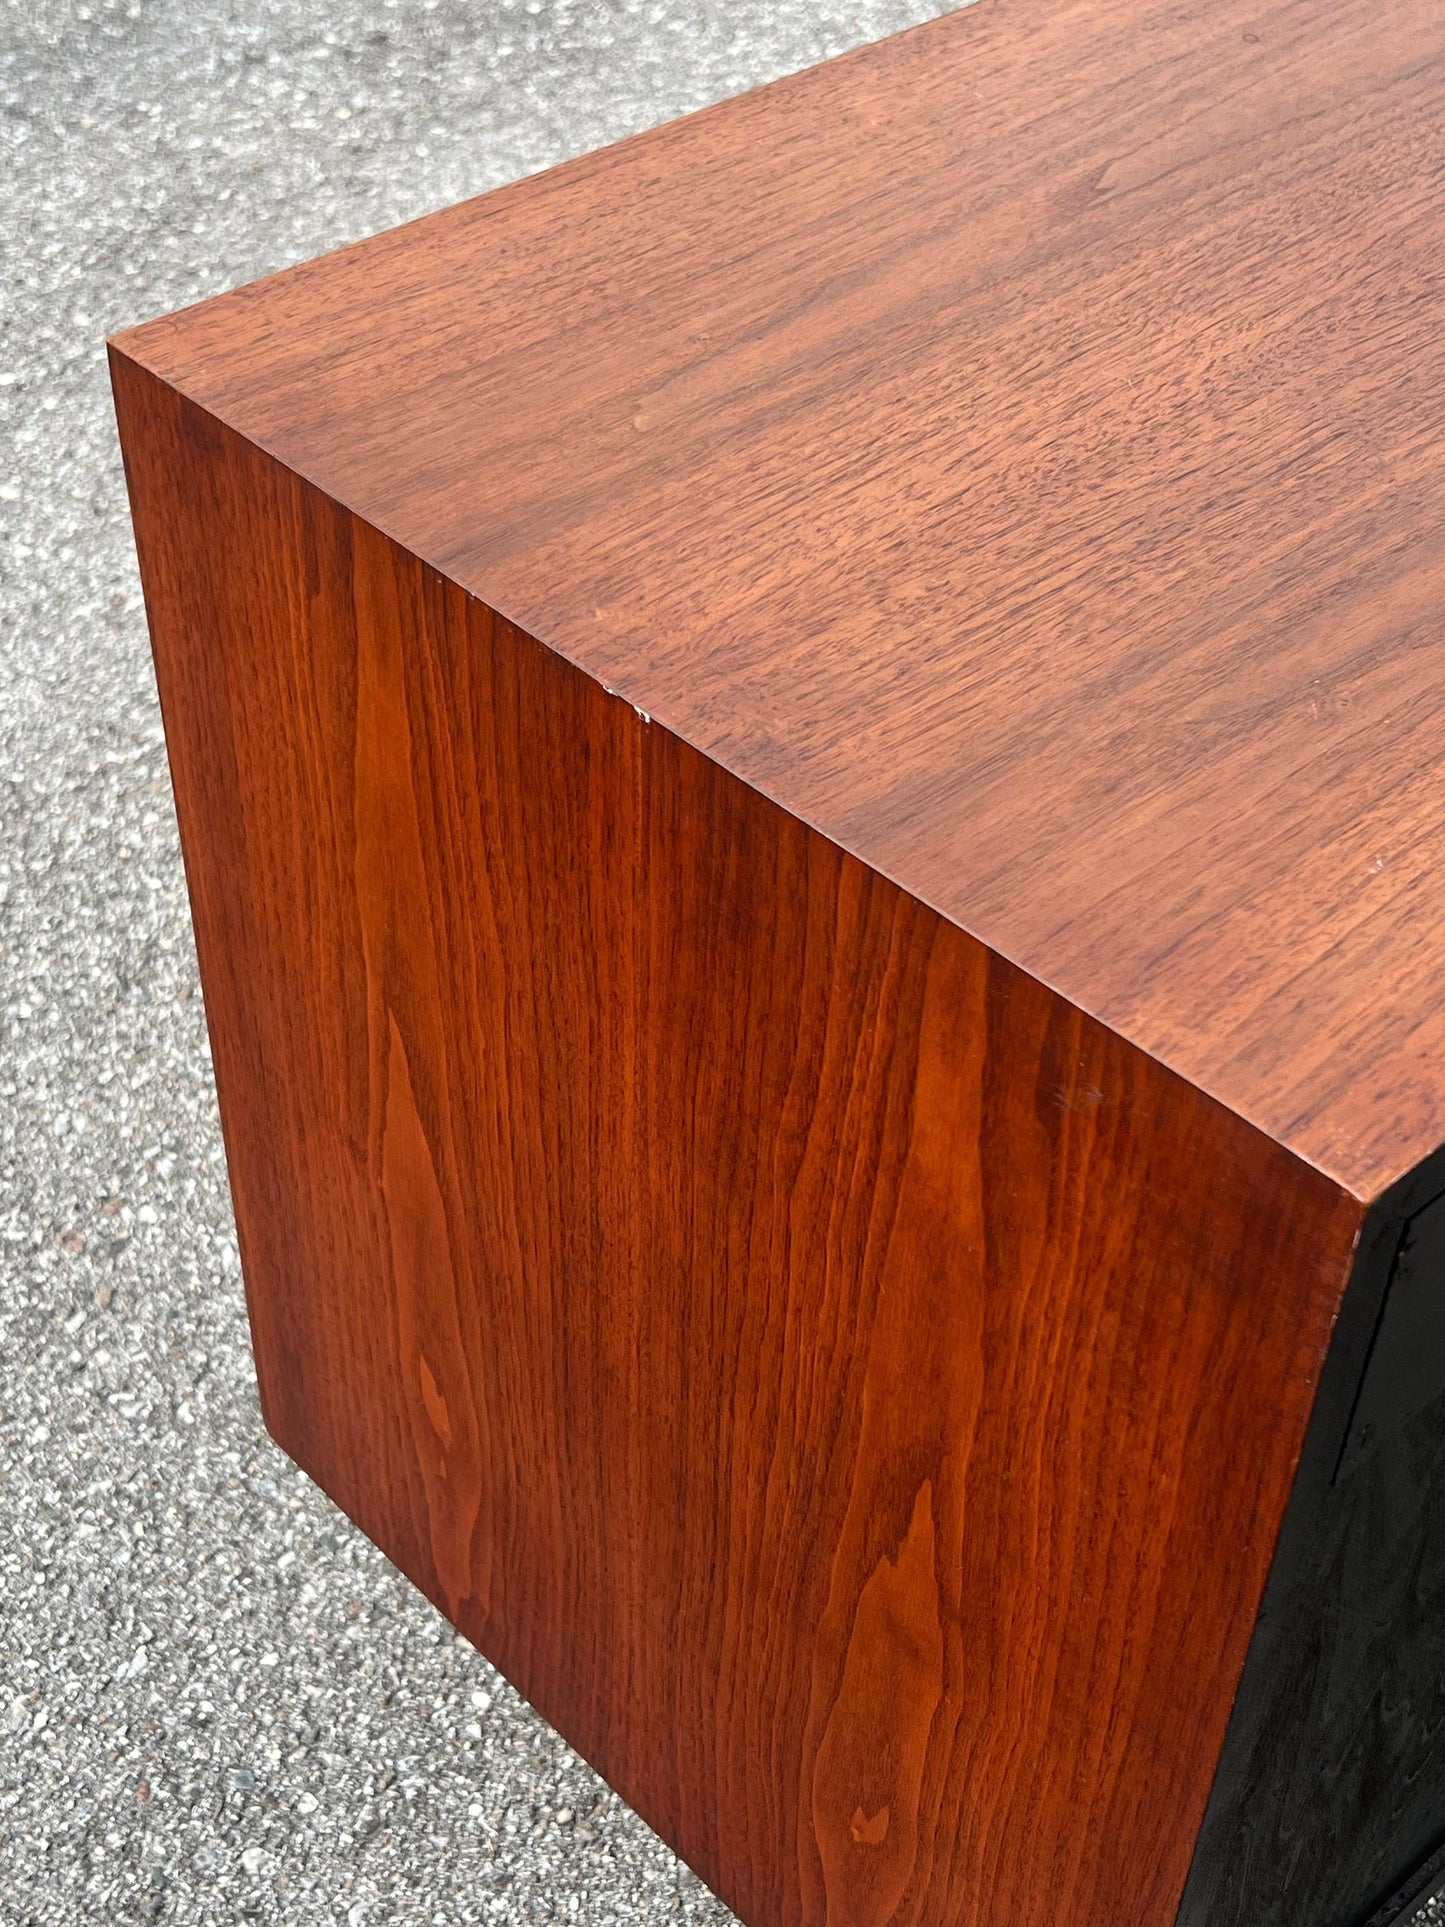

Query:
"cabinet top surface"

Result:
[[115, 0, 1445, 1201]]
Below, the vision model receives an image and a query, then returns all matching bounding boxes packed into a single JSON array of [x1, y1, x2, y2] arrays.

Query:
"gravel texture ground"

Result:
[[2, 3, 1442, 1926]]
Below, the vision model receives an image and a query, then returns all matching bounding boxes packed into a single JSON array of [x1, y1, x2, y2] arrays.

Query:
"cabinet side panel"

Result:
[[112, 351, 1364, 1927]]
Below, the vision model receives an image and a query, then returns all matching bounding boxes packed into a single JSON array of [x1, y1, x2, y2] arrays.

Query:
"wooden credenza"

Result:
[[109, 3, 1445, 1923]]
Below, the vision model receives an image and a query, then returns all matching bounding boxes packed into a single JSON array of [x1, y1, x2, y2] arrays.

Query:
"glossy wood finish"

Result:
[[112, 0, 1445, 1201], [111, 359, 1365, 1927]]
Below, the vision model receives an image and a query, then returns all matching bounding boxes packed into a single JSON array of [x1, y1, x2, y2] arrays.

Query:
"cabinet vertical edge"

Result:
[[107, 340, 306, 1460]]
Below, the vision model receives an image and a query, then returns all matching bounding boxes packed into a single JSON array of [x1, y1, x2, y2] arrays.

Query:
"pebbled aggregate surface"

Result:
[[2, 2, 1440, 1925]]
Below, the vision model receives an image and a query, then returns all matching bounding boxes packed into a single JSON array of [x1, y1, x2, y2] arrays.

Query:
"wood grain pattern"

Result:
[[111, 356, 1366, 1927], [112, 0, 1445, 1199]]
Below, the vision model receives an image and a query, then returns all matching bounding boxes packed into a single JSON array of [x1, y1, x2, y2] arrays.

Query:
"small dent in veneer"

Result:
[[850, 1804, 890, 1846], [600, 679, 651, 725], [1055, 1084, 1105, 1112]]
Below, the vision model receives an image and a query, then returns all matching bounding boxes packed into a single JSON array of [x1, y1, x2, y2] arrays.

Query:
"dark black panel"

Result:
[[1341, 1193, 1445, 1481], [1176, 1152, 1445, 1927]]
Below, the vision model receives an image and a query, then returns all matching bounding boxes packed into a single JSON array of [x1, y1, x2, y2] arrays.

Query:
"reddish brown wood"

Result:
[[111, 0, 1445, 1202], [111, 359, 1361, 1927]]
